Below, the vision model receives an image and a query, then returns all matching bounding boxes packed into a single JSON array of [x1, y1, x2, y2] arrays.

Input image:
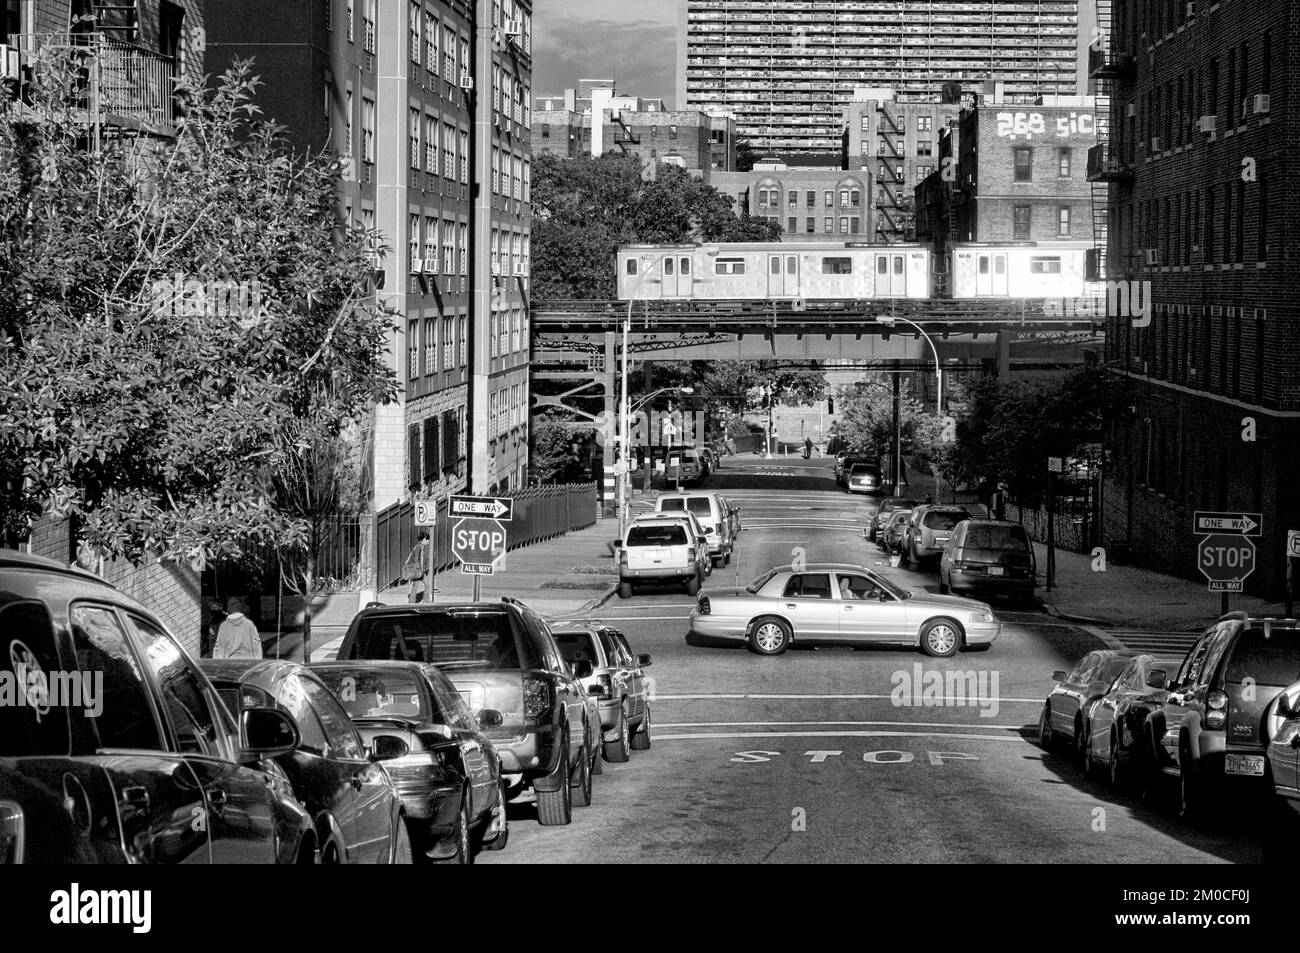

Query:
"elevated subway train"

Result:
[[614, 241, 1094, 302]]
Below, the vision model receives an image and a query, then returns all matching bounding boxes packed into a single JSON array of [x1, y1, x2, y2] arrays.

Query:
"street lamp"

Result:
[[875, 314, 942, 419], [628, 386, 694, 496]]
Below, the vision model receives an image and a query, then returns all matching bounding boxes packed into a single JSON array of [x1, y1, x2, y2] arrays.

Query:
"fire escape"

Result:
[[874, 101, 906, 243], [1084, 0, 1135, 280]]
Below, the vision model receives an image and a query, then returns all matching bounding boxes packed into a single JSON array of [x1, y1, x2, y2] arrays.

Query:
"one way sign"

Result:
[[449, 494, 513, 521], [1193, 511, 1262, 536]]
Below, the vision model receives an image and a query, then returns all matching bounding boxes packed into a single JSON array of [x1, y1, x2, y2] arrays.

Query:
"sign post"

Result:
[[1045, 458, 1063, 592], [414, 500, 439, 604], [1193, 512, 1262, 615]]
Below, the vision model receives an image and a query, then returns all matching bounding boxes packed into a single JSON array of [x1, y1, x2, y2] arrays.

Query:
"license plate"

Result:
[[987, 566, 1005, 576], [1225, 754, 1265, 777], [648, 549, 666, 559]]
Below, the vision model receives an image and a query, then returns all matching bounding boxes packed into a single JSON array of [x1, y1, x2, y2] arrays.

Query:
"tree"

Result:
[[0, 59, 397, 578], [528, 408, 593, 485], [734, 139, 758, 173], [834, 376, 943, 472]]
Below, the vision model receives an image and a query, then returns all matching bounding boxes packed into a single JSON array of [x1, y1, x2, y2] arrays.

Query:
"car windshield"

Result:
[[1224, 630, 1300, 687], [314, 666, 436, 722], [747, 568, 778, 593], [923, 510, 966, 530], [851, 464, 879, 475], [965, 524, 1030, 550], [628, 524, 687, 546], [346, 610, 539, 670], [554, 632, 600, 668]]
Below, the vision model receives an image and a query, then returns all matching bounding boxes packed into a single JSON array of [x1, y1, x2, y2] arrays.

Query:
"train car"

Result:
[[616, 242, 932, 302], [948, 242, 1093, 299]]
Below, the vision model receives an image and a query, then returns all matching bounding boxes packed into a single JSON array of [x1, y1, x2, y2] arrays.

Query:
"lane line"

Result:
[[658, 720, 1027, 729], [655, 730, 1028, 742], [656, 692, 1044, 703], [583, 615, 692, 621]]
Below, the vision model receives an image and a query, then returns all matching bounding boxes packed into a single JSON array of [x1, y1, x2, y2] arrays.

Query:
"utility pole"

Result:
[[891, 363, 902, 495]]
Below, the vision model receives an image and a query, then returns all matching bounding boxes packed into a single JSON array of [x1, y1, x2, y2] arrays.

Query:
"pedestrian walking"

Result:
[[405, 531, 432, 603], [803, 437, 813, 459], [213, 597, 263, 659]]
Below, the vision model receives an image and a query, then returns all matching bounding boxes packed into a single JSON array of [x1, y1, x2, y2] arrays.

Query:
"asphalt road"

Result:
[[480, 458, 1261, 864]]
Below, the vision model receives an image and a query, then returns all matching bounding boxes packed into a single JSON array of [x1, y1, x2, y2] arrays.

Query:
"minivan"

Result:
[[939, 519, 1036, 603], [655, 491, 734, 567]]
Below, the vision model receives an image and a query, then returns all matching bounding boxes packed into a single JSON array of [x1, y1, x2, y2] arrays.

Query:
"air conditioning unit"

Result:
[[1150, 136, 1162, 152], [1253, 94, 1270, 116], [514, 262, 525, 276], [1186, 1, 1195, 16], [458, 71, 474, 91], [0, 44, 18, 81], [491, 260, 502, 276], [426, 257, 439, 274], [360, 163, 373, 184], [1144, 248, 1160, 266], [1125, 103, 1137, 118], [1197, 115, 1216, 134], [411, 258, 428, 274], [502, 19, 522, 38]]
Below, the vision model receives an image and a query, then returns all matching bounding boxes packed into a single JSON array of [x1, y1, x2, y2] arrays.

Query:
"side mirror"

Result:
[[370, 734, 410, 761], [636, 653, 653, 667], [571, 659, 594, 679], [477, 708, 504, 729], [240, 707, 300, 761], [1145, 670, 1168, 690], [1051, 670, 1067, 682]]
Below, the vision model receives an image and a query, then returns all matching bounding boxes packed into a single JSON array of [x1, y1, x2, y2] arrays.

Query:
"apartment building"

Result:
[[712, 164, 871, 240], [1092, 0, 1296, 596], [678, 0, 1092, 161], [208, 0, 532, 509]]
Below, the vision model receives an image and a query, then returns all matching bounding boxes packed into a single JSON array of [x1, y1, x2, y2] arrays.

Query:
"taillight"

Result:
[[1206, 690, 1229, 729], [686, 547, 696, 563], [619, 547, 628, 567], [524, 677, 550, 718], [0, 801, 23, 864], [698, 596, 711, 615]]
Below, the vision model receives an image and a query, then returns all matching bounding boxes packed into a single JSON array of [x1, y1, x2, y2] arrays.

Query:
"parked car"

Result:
[[335, 598, 596, 827], [1265, 680, 1300, 858], [618, 513, 709, 597], [1082, 654, 1185, 790], [0, 550, 315, 864], [869, 497, 923, 543], [200, 658, 410, 864], [665, 446, 705, 486], [1038, 649, 1143, 761], [880, 508, 915, 554], [845, 462, 884, 495], [834, 452, 858, 486], [902, 504, 970, 568], [688, 561, 1000, 657], [939, 519, 1037, 604], [311, 660, 508, 862], [550, 621, 653, 762], [1149, 615, 1300, 819], [720, 494, 743, 538], [656, 490, 734, 567]]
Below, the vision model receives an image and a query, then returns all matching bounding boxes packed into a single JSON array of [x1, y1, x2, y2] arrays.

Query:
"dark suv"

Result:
[[335, 598, 596, 826], [0, 550, 314, 864], [1148, 614, 1300, 818], [939, 519, 1036, 603]]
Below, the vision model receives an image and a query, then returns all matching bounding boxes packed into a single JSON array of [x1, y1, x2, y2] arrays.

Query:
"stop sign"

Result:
[[1198, 534, 1257, 582], [452, 517, 507, 569]]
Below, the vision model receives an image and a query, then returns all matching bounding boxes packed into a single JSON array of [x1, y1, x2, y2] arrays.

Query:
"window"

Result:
[[442, 315, 453, 368], [361, 97, 375, 163], [824, 190, 833, 207], [1226, 47, 1236, 126], [64, 605, 161, 752], [459, 315, 466, 365], [424, 317, 436, 375], [838, 216, 848, 233], [714, 258, 745, 275], [787, 216, 796, 233], [491, 147, 500, 193], [917, 116, 932, 132], [442, 123, 454, 180], [1058, 207, 1071, 236], [344, 87, 353, 155], [1257, 172, 1268, 261], [408, 213, 419, 271], [839, 189, 850, 208], [457, 223, 467, 275], [806, 190, 816, 207], [346, 0, 354, 42], [424, 216, 437, 268], [1030, 256, 1062, 274], [1263, 31, 1271, 95], [1234, 179, 1245, 263], [1057, 147, 1072, 177], [426, 11, 438, 74], [444, 26, 456, 77], [1013, 147, 1032, 181], [363, 0, 376, 53], [806, 216, 815, 233], [822, 257, 852, 275], [425, 114, 437, 172], [408, 1, 421, 64], [407, 319, 418, 379], [625, 257, 637, 276], [823, 216, 833, 233], [916, 139, 932, 156], [782, 573, 833, 599], [407, 423, 421, 487], [849, 217, 860, 234], [1013, 205, 1031, 240], [460, 131, 469, 183], [302, 680, 365, 760], [129, 614, 222, 756], [788, 190, 798, 207], [409, 108, 420, 168], [850, 188, 861, 208]]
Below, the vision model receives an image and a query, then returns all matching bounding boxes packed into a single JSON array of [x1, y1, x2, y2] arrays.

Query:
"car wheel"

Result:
[[435, 796, 472, 864], [749, 616, 792, 655], [604, 704, 631, 762], [686, 574, 701, 596], [391, 813, 413, 864], [570, 735, 593, 808], [618, 582, 633, 599], [630, 706, 652, 750], [480, 779, 510, 852], [1038, 704, 1054, 750], [590, 734, 603, 775], [919, 618, 961, 658], [536, 728, 573, 827]]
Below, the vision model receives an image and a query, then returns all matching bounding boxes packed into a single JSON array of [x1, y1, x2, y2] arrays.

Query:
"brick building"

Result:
[[1091, 0, 1297, 597], [712, 164, 872, 241], [531, 83, 736, 181], [209, 0, 533, 507]]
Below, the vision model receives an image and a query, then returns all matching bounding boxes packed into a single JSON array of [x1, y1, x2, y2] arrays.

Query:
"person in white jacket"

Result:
[[213, 598, 263, 659]]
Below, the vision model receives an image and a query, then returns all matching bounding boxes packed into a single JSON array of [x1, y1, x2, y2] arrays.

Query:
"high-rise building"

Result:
[[678, 0, 1093, 162], [208, 0, 532, 510], [1093, 0, 1294, 596]]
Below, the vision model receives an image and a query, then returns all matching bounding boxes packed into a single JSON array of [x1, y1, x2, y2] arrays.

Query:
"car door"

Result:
[[47, 602, 211, 864], [1050, 652, 1100, 735], [427, 672, 495, 820], [779, 573, 839, 641], [273, 672, 357, 857], [1090, 661, 1134, 757], [614, 632, 649, 722], [124, 612, 279, 864], [531, 613, 585, 765], [834, 572, 907, 643]]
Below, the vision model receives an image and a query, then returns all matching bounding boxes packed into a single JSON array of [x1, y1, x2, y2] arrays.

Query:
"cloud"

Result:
[[532, 1, 679, 105]]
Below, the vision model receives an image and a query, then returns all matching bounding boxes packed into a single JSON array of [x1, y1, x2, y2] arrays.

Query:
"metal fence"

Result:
[[375, 482, 598, 591]]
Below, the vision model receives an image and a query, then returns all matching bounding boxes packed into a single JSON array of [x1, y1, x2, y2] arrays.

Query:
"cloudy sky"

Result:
[[532, 0, 680, 103]]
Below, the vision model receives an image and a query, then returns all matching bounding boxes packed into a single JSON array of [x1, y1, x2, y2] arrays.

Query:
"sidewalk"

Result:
[[312, 519, 621, 660], [1035, 541, 1282, 631]]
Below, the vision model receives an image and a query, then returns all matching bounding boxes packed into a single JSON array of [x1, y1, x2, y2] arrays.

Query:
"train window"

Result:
[[769, 257, 780, 275], [664, 257, 674, 276], [994, 257, 1006, 274], [978, 257, 989, 274], [785, 256, 796, 274], [1029, 257, 1062, 274], [893, 257, 903, 275], [625, 258, 637, 276], [715, 258, 745, 275], [822, 257, 852, 275], [680, 258, 690, 275], [876, 257, 887, 275]]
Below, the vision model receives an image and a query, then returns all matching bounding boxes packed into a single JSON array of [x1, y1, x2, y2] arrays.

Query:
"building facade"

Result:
[[712, 164, 872, 240], [678, 0, 1093, 161], [209, 0, 532, 509], [1093, 0, 1296, 597]]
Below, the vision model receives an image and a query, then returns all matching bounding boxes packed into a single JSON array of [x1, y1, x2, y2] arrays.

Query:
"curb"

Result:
[[1039, 599, 1111, 627]]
